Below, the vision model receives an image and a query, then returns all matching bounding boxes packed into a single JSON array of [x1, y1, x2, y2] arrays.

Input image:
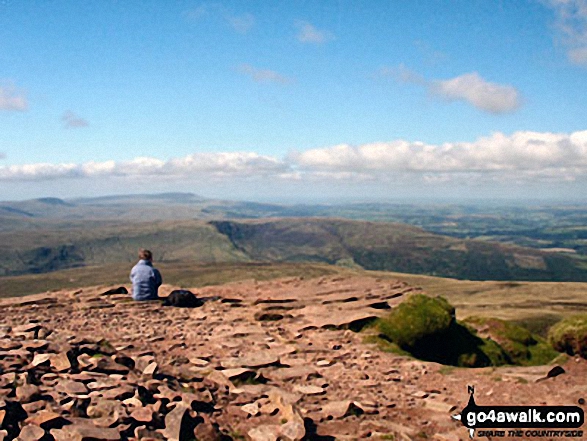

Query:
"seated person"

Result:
[[130, 249, 162, 301]]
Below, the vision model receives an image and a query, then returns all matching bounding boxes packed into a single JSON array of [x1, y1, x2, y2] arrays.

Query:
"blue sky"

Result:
[[1, 0, 587, 201]]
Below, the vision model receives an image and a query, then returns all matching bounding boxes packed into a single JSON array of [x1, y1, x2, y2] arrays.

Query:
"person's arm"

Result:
[[154, 269, 162, 288]]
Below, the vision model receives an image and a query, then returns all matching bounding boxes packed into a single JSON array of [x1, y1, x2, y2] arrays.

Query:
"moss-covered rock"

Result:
[[464, 317, 558, 366], [548, 314, 587, 358], [376, 294, 510, 367], [377, 294, 455, 349]]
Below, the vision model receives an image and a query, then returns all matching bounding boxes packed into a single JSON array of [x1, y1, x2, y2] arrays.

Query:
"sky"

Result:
[[1, 0, 587, 202]]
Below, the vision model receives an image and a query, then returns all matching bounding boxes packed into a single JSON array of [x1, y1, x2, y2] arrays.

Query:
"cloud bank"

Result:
[[2, 131, 587, 186]]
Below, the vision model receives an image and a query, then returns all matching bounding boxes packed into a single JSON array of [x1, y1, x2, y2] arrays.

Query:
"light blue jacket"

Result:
[[130, 260, 162, 301]]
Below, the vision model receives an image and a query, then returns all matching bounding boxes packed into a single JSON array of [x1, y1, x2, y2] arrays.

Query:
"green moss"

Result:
[[377, 294, 455, 349], [373, 295, 557, 368], [511, 314, 562, 339], [548, 314, 587, 358], [363, 334, 410, 356], [464, 317, 558, 366]]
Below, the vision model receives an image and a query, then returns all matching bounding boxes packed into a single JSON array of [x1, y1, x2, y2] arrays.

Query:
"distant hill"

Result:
[[210, 219, 587, 282], [1, 215, 587, 282]]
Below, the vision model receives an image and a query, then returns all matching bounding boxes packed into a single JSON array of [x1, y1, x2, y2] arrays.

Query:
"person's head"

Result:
[[138, 249, 153, 261]]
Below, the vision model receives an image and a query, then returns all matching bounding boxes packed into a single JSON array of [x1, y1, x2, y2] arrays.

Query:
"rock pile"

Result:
[[0, 275, 585, 440], [0, 322, 226, 440]]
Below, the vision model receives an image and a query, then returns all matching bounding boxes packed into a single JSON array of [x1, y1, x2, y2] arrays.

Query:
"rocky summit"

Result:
[[0, 275, 585, 441]]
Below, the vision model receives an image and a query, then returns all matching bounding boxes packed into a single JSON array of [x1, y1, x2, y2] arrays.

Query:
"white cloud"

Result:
[[295, 21, 334, 44], [291, 130, 587, 177], [432, 72, 521, 114], [226, 13, 254, 34], [2, 131, 587, 187], [0, 85, 27, 111], [0, 152, 288, 182], [62, 111, 89, 129], [383, 67, 521, 114], [545, 0, 587, 66], [238, 64, 292, 84]]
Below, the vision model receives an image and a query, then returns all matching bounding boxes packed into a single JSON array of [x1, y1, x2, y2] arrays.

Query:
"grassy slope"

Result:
[[2, 216, 587, 283], [376, 270, 587, 327], [0, 220, 247, 276], [211, 218, 587, 281]]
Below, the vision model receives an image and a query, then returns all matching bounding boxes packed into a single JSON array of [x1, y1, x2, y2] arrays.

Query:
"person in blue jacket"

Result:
[[130, 249, 162, 301]]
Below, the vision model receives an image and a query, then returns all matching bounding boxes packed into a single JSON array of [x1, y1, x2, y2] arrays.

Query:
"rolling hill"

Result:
[[1, 215, 587, 282]]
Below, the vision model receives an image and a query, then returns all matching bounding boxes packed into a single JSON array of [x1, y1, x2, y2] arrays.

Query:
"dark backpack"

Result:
[[162, 290, 203, 308]]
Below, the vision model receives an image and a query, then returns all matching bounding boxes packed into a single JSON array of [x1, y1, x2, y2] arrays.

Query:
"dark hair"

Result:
[[139, 249, 153, 261]]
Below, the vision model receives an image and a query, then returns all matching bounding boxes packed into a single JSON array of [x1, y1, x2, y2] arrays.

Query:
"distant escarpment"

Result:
[[210, 218, 587, 282]]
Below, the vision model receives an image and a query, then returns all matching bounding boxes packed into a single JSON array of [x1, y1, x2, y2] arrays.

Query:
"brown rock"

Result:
[[90, 357, 129, 375], [219, 367, 256, 382], [25, 410, 66, 428], [192, 415, 221, 441], [21, 401, 47, 414], [50, 352, 72, 372], [23, 340, 49, 352], [135, 426, 165, 440], [0, 339, 22, 351], [99, 385, 134, 400], [254, 311, 284, 321], [266, 366, 319, 382], [241, 402, 261, 416], [16, 384, 41, 403], [293, 385, 325, 396], [31, 353, 51, 367], [280, 417, 306, 441], [160, 404, 190, 441], [222, 352, 280, 369], [16, 425, 45, 441], [248, 425, 281, 441], [143, 362, 158, 376], [321, 400, 365, 419], [56, 380, 88, 397], [86, 398, 124, 427], [54, 422, 120, 440], [13, 323, 41, 334], [424, 399, 456, 414], [189, 357, 209, 367], [130, 406, 154, 423]]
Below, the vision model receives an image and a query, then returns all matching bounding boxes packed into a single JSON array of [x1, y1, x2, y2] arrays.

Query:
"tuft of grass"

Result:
[[548, 314, 587, 358], [511, 314, 562, 339]]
